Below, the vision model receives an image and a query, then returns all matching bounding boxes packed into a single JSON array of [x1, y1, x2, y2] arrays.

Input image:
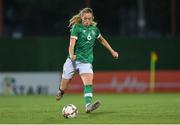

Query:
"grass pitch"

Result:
[[0, 93, 180, 124]]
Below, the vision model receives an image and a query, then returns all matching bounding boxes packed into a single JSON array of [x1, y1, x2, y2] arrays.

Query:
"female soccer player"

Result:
[[56, 8, 118, 113]]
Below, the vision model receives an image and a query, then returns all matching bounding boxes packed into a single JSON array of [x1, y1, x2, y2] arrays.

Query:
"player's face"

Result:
[[81, 12, 93, 26]]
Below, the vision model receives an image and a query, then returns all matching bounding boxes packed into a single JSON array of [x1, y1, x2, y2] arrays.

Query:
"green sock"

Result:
[[84, 85, 93, 107]]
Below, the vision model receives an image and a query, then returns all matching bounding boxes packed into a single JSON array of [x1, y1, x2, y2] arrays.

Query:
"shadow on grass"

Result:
[[88, 110, 117, 117]]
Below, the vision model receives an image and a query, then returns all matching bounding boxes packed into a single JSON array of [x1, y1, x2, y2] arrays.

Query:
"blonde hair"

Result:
[[69, 8, 97, 27]]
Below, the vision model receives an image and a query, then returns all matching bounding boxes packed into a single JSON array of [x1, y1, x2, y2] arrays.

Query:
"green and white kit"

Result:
[[62, 23, 101, 79]]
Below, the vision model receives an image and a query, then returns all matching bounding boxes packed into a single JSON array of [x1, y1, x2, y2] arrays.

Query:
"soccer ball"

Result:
[[62, 104, 78, 118]]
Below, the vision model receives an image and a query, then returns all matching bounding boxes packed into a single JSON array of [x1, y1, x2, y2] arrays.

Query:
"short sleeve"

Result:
[[96, 27, 102, 39], [70, 25, 79, 40]]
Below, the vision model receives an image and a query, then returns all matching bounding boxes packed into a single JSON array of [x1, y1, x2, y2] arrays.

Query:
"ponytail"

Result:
[[69, 13, 81, 27], [69, 8, 97, 27]]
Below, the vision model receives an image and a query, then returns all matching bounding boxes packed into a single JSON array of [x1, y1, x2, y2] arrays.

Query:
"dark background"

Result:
[[2, 0, 179, 37], [0, 0, 180, 71]]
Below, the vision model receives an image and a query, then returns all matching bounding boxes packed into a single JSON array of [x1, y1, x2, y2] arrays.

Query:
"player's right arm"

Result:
[[69, 24, 79, 61], [69, 37, 76, 61]]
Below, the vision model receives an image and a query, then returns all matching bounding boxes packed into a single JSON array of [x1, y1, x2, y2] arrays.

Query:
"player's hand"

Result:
[[111, 51, 119, 59], [70, 55, 76, 61]]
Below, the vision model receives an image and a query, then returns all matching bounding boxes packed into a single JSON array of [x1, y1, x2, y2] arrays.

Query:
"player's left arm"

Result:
[[98, 35, 119, 59]]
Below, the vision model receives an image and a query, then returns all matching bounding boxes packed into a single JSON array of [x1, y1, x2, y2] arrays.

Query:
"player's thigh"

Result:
[[62, 58, 75, 79], [77, 62, 94, 85], [80, 73, 93, 85]]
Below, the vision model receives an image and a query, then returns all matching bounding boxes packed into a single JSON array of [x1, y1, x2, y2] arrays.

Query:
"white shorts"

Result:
[[62, 58, 93, 79]]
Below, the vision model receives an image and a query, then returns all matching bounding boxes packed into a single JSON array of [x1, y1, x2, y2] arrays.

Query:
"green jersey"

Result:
[[70, 23, 101, 63]]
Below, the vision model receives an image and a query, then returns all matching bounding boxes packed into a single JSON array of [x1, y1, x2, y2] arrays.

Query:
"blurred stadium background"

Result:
[[0, 0, 180, 123], [0, 0, 180, 95]]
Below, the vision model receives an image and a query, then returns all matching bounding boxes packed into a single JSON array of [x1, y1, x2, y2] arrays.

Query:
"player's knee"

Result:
[[82, 76, 93, 85], [83, 77, 93, 85], [80, 73, 93, 85], [84, 82, 93, 86]]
